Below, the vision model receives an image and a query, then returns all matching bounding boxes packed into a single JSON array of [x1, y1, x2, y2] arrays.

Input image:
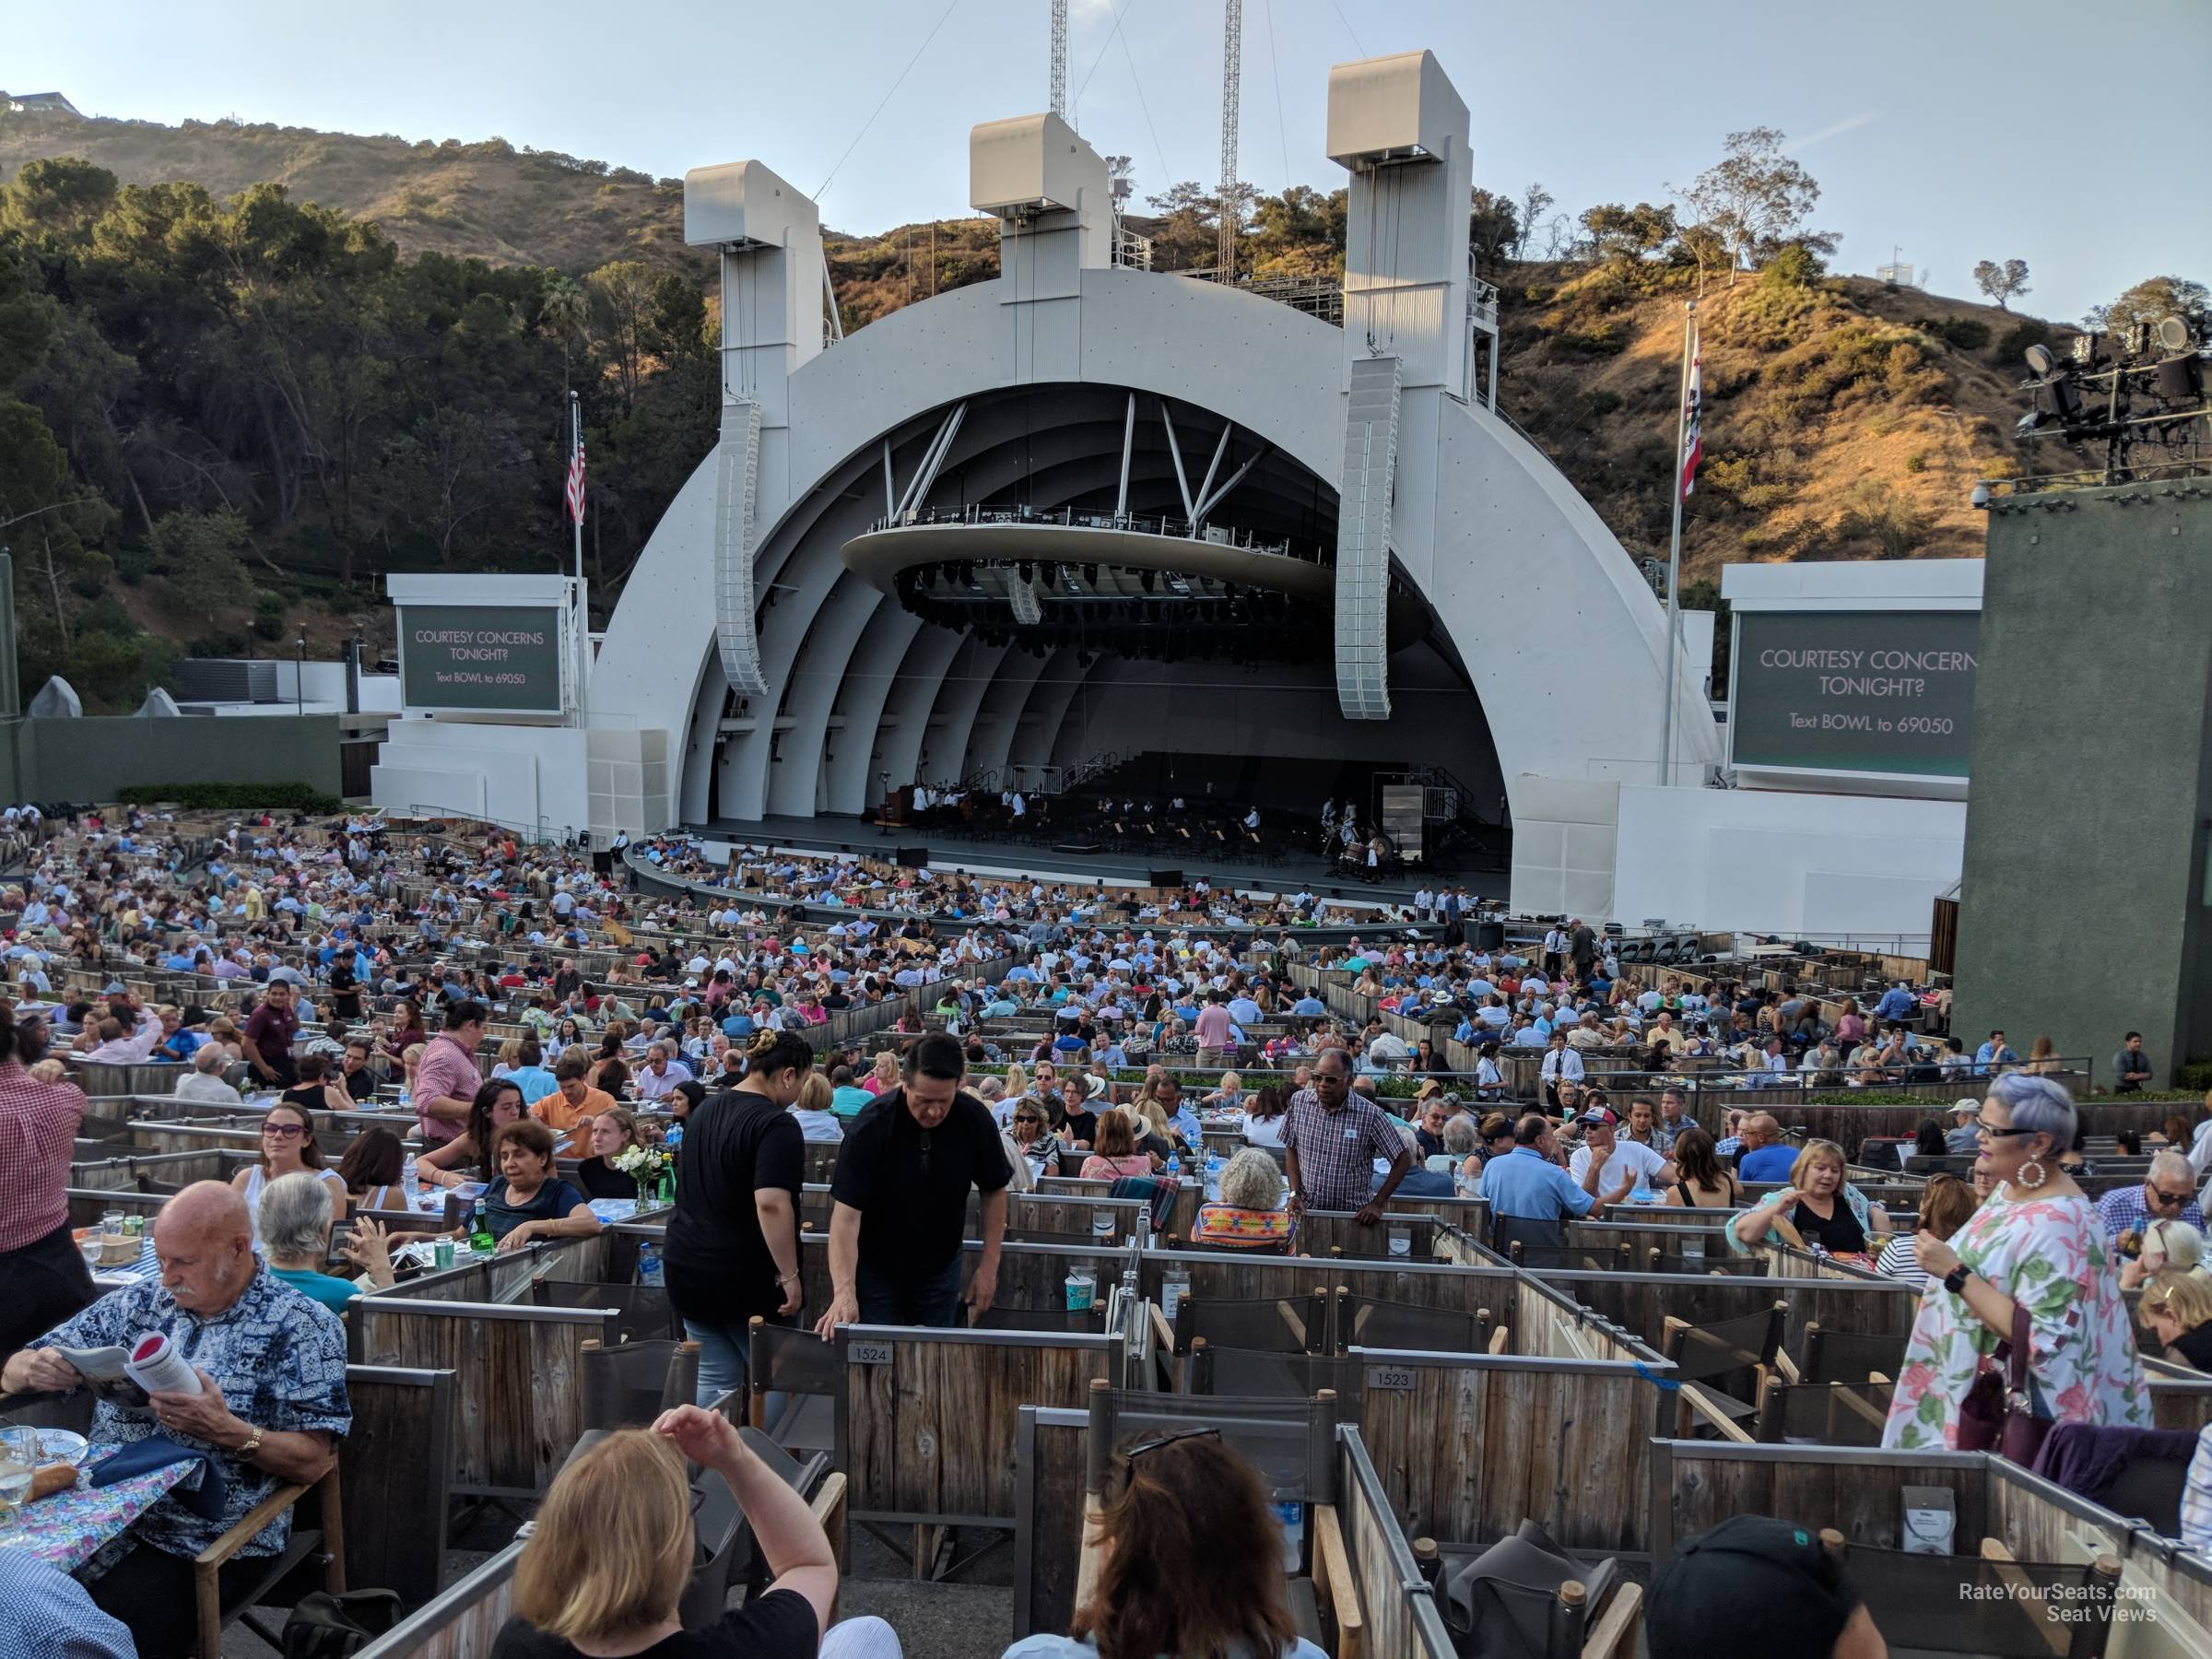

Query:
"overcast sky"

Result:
[[13, 0, 2207, 322]]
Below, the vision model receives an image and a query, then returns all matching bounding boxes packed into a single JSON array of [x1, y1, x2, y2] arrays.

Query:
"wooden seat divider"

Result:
[[347, 1247, 622, 1501], [1353, 1275, 1677, 1559], [339, 1365, 457, 1610]]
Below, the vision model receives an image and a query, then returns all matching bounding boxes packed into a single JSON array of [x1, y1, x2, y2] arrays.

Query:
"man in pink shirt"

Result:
[[413, 1000, 488, 1147], [1194, 993, 1235, 1064]]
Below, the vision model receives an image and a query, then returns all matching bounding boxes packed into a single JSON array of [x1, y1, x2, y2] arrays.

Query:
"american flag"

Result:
[[564, 436, 587, 524], [1678, 328, 1703, 500]]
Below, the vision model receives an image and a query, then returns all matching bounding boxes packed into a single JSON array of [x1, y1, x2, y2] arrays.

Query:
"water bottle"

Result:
[[664, 1123, 684, 1151], [1206, 1149, 1222, 1186], [637, 1242, 665, 1286], [400, 1151, 418, 1196], [468, 1199, 494, 1256], [1166, 1153, 1182, 1179]]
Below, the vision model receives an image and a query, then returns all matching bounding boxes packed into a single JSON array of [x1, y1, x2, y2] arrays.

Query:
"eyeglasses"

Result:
[[2150, 1187, 2194, 1206], [1975, 1120, 2035, 1138], [1119, 1426, 1218, 1465], [262, 1124, 308, 1138]]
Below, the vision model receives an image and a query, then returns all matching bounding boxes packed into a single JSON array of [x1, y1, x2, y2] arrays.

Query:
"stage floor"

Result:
[[688, 813, 1509, 908]]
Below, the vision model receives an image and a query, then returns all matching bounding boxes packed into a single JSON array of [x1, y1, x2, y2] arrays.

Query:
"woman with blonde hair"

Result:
[[2123, 1217, 2209, 1293], [1728, 1137, 1890, 1265], [491, 1405, 897, 1658], [863, 1050, 899, 1096], [1202, 1069, 1244, 1112], [2143, 1268, 2212, 1371]]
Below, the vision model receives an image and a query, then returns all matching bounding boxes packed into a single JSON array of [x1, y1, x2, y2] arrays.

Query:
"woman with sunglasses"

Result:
[[1003, 1427, 1324, 1658], [1882, 1073, 2148, 1450], [231, 1100, 349, 1248], [1004, 1100, 1059, 1185]]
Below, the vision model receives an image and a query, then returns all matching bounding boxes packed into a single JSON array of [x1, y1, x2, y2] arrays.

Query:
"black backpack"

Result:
[[280, 1589, 403, 1659]]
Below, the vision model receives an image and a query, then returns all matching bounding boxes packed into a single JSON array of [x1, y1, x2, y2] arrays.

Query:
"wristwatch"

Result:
[[234, 1424, 265, 1461], [1942, 1265, 1971, 1296]]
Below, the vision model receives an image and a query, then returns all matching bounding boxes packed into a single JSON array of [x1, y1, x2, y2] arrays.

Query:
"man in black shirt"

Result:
[[815, 1033, 1009, 1333]]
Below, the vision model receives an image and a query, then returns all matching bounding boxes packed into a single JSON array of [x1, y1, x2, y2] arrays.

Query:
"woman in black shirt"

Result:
[[575, 1106, 645, 1200], [660, 1031, 811, 1406]]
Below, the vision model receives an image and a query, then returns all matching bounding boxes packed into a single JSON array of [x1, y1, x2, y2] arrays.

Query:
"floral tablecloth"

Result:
[[1, 1441, 201, 1576]]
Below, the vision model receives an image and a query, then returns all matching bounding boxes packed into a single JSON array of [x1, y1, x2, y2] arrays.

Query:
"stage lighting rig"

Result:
[[2016, 317, 2210, 482]]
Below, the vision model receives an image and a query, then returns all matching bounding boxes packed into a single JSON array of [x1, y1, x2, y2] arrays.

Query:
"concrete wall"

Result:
[[1614, 783, 1964, 947], [371, 718, 589, 840], [0, 714, 344, 801], [1954, 483, 2212, 1085]]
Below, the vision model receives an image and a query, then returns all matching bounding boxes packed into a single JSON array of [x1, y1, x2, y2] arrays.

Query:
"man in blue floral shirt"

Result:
[[2, 1182, 350, 1659]]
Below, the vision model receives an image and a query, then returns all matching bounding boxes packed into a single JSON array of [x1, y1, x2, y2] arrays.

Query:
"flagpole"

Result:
[[1658, 299, 1696, 785], [569, 391, 584, 584]]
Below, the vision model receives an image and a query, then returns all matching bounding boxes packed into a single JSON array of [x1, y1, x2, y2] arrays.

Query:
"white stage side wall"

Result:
[[371, 719, 589, 841], [1611, 783, 1965, 947]]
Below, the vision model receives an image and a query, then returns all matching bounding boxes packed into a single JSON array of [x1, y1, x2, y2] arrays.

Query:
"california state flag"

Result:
[[1679, 328, 1703, 500]]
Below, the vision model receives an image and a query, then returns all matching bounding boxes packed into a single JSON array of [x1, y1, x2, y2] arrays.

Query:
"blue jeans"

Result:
[[684, 1316, 752, 1407], [855, 1254, 964, 1327]]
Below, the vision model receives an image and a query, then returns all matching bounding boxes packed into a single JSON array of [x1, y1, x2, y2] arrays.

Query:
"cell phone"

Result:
[[327, 1220, 354, 1266]]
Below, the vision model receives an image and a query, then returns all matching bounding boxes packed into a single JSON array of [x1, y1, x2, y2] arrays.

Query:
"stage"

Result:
[[687, 813, 1509, 909]]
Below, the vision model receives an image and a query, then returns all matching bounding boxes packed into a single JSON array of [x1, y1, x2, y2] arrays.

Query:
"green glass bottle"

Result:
[[469, 1198, 495, 1255]]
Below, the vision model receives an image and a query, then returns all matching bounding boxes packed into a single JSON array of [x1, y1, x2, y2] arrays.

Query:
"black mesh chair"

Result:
[[579, 1337, 700, 1431], [1753, 1381, 1894, 1446], [1338, 1292, 1493, 1356], [1171, 1291, 1327, 1358], [747, 1316, 841, 1456], [1187, 1341, 1359, 1407], [534, 1279, 681, 1344], [1798, 1321, 1908, 1385], [1836, 1538, 2122, 1658], [1658, 1301, 1785, 1438]]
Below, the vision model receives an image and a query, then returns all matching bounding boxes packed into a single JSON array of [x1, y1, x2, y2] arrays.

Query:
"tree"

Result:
[[1673, 127, 1821, 284], [1580, 202, 1677, 267], [1468, 189, 1520, 268], [2085, 275, 2211, 339], [1514, 183, 1554, 257], [588, 260, 656, 414], [1674, 219, 1729, 294], [1972, 258, 2030, 311], [152, 508, 252, 620], [1143, 182, 1215, 270]]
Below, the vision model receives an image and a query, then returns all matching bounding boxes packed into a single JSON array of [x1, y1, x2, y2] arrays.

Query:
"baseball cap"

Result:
[[1951, 1098, 1980, 1118], [1577, 1106, 1618, 1127], [1646, 1516, 1862, 1659]]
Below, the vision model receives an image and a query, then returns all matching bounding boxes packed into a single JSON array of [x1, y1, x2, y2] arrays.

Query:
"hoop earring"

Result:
[[2016, 1159, 2049, 1190]]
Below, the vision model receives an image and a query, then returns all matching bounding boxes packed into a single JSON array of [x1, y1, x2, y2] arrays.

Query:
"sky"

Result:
[[10, 0, 2207, 323]]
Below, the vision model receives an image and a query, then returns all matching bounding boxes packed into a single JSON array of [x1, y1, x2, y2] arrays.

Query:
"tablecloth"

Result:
[[1, 1441, 201, 1576]]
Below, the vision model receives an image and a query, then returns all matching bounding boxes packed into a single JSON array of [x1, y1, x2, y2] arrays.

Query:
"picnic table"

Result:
[[1, 1442, 201, 1576]]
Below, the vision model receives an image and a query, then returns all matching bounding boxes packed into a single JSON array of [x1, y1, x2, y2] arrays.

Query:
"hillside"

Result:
[[0, 107, 705, 273], [0, 104, 2060, 711]]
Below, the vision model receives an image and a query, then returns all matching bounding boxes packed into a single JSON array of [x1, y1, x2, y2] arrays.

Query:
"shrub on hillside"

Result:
[[1834, 479, 1933, 559], [1994, 319, 2053, 362], [117, 782, 342, 813]]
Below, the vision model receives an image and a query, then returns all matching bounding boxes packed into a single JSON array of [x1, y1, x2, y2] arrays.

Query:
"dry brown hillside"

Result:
[[0, 109, 705, 272], [2, 106, 2053, 592]]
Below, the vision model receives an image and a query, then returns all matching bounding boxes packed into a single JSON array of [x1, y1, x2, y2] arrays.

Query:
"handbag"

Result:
[[1956, 1301, 2053, 1465]]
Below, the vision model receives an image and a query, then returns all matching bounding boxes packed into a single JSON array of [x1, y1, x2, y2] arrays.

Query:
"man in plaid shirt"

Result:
[[0, 1008, 97, 1356], [1281, 1050, 1414, 1225]]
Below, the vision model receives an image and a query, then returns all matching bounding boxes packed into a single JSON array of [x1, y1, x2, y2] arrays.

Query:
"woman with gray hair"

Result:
[[1883, 1072, 2147, 1450], [259, 1169, 396, 1314], [1191, 1148, 1293, 1252]]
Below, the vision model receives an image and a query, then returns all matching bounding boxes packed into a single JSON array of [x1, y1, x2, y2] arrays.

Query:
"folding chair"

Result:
[[747, 1316, 840, 1456], [1753, 1381, 1895, 1447], [579, 1337, 700, 1430], [1337, 1291, 1493, 1356], [193, 1462, 347, 1659], [1659, 1301, 1785, 1440], [1796, 1321, 1907, 1386], [1171, 1290, 1328, 1358]]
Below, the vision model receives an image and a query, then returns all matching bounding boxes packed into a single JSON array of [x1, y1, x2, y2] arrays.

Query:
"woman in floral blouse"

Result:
[[1883, 1073, 2147, 1450]]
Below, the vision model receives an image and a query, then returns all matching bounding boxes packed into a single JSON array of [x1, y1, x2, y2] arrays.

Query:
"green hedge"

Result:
[[116, 782, 344, 814]]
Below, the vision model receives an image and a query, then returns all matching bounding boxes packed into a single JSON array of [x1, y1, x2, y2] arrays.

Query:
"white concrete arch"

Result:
[[591, 265, 1720, 838], [821, 603, 925, 814], [765, 574, 884, 818], [1008, 646, 1088, 774], [964, 646, 1051, 782], [872, 623, 968, 797], [918, 638, 1012, 788]]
